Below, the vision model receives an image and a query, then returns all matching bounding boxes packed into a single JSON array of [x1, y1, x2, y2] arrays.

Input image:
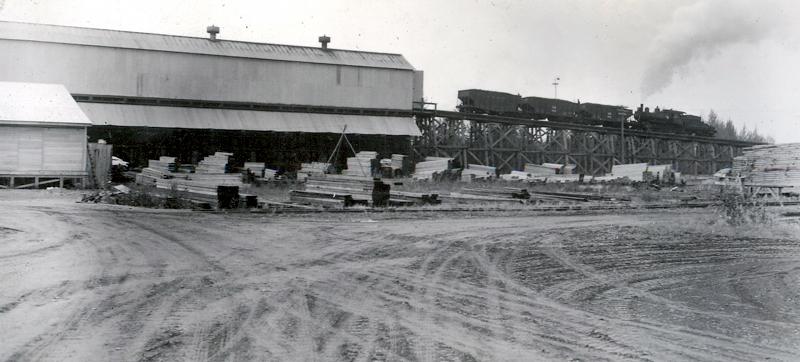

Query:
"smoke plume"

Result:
[[640, 0, 781, 98]]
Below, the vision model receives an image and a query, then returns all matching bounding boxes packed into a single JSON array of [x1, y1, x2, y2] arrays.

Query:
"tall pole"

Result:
[[620, 116, 625, 164], [552, 76, 560, 99]]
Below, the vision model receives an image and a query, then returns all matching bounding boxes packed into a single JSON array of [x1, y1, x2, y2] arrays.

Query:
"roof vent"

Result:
[[207, 25, 220, 41], [318, 35, 331, 49]]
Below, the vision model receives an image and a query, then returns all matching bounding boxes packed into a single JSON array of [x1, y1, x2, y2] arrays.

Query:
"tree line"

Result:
[[705, 110, 774, 143]]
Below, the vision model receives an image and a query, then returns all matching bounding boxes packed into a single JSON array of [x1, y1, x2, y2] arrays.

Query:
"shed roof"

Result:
[[0, 21, 415, 70], [0, 81, 92, 127], [79, 103, 421, 136]]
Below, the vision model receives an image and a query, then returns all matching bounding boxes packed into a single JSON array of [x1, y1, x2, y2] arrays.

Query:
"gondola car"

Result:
[[456, 89, 521, 116], [455, 88, 716, 137]]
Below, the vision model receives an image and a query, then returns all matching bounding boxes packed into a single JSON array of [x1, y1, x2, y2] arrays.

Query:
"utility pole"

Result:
[[552, 76, 560, 99], [620, 116, 625, 164]]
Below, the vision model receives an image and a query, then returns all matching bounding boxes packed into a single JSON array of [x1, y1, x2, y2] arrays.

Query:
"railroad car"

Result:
[[455, 88, 716, 137], [456, 89, 520, 115]]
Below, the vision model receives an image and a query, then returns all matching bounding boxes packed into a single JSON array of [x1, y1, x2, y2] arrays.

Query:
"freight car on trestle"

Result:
[[455, 89, 716, 137]]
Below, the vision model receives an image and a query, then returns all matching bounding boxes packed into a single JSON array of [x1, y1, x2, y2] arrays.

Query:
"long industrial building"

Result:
[[0, 21, 423, 170]]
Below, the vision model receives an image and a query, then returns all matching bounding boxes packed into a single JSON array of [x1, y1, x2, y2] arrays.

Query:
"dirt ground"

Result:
[[1, 190, 799, 361]]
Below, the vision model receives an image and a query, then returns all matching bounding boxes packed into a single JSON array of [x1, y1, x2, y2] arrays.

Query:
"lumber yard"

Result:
[[2, 18, 800, 362]]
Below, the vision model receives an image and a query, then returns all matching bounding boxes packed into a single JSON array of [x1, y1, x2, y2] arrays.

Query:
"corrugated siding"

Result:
[[0, 126, 87, 175], [0, 21, 414, 70], [0, 40, 414, 109], [80, 103, 422, 137]]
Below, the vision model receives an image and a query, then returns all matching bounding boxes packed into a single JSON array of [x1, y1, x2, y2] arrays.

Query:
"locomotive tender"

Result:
[[456, 89, 716, 137]]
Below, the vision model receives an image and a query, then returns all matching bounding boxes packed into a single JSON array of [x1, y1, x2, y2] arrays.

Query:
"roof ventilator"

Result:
[[318, 35, 331, 50], [206, 25, 220, 41]]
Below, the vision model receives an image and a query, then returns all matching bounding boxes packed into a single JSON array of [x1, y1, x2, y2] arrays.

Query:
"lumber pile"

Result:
[[524, 163, 557, 176], [609, 163, 649, 182], [156, 152, 244, 197], [263, 168, 278, 180], [499, 170, 533, 181], [733, 143, 800, 194], [391, 154, 411, 176], [196, 152, 233, 173], [461, 164, 496, 182], [644, 164, 674, 183], [136, 156, 187, 186], [344, 151, 378, 177], [243, 162, 265, 177], [297, 162, 332, 181], [413, 157, 453, 181], [291, 175, 439, 208]]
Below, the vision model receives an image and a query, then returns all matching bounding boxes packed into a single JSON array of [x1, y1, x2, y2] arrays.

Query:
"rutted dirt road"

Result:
[[1, 191, 799, 361]]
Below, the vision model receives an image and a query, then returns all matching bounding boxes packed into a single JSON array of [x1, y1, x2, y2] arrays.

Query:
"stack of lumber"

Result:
[[243, 162, 266, 177], [533, 174, 583, 183], [263, 168, 278, 180], [499, 171, 533, 181], [155, 152, 245, 198], [461, 164, 496, 182], [610, 163, 649, 182], [645, 164, 674, 183], [524, 163, 557, 176], [391, 154, 411, 176], [413, 157, 453, 180], [344, 151, 378, 177], [136, 156, 186, 186], [733, 143, 800, 193], [196, 152, 233, 173], [293, 175, 439, 207], [297, 162, 332, 181]]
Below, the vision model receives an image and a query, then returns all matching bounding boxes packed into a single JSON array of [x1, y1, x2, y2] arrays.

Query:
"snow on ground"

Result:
[[1, 190, 799, 361]]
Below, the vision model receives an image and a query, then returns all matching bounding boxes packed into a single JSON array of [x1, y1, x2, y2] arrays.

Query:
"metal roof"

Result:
[[0, 81, 91, 126], [0, 21, 415, 70], [79, 103, 421, 136]]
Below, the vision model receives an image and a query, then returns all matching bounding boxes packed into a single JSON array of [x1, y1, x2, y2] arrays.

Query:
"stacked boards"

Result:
[[733, 143, 800, 194], [344, 151, 378, 177]]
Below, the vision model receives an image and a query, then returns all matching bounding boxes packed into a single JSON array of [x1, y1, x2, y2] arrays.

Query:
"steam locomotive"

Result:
[[456, 89, 716, 137]]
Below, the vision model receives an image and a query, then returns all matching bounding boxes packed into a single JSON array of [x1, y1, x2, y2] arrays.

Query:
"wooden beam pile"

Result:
[[391, 154, 411, 176], [461, 164, 496, 182], [196, 152, 233, 173], [344, 151, 378, 177], [297, 162, 332, 181], [734, 143, 800, 194], [136, 156, 186, 186], [155, 152, 244, 197], [609, 163, 649, 182], [413, 157, 453, 181], [290, 175, 439, 208], [243, 162, 265, 177]]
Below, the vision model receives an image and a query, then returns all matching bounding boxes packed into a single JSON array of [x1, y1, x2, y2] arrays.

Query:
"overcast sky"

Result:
[[2, 0, 799, 142]]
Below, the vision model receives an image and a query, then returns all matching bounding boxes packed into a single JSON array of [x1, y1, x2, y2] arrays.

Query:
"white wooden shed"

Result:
[[0, 81, 90, 188]]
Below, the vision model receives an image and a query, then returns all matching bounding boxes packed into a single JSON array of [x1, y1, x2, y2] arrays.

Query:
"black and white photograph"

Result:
[[1, 0, 800, 360]]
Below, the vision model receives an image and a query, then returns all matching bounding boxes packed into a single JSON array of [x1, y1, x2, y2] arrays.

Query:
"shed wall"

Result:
[[0, 125, 87, 175], [0, 40, 414, 110]]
